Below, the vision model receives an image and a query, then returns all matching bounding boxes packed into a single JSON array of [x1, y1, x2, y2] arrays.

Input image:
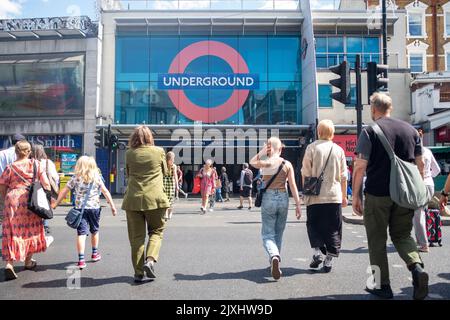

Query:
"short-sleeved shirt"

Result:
[[67, 175, 105, 209], [355, 117, 422, 197]]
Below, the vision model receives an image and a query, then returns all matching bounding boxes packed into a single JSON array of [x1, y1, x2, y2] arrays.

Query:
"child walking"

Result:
[[52, 156, 117, 269], [163, 151, 178, 221]]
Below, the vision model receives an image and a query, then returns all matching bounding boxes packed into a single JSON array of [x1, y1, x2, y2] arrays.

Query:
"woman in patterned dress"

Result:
[[0, 140, 51, 281], [163, 151, 178, 221], [197, 159, 217, 214]]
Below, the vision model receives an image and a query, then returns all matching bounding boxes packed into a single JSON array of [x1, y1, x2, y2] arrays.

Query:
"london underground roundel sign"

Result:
[[159, 41, 258, 123]]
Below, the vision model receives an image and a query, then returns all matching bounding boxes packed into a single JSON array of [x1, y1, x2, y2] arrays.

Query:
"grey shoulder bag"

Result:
[[372, 124, 430, 209], [303, 144, 334, 196], [65, 182, 93, 229]]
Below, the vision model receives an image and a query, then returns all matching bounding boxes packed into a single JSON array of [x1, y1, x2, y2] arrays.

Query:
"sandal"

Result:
[[24, 259, 37, 270], [4, 267, 18, 281]]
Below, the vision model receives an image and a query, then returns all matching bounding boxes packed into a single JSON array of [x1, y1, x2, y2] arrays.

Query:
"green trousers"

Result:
[[364, 193, 423, 286], [126, 208, 167, 277]]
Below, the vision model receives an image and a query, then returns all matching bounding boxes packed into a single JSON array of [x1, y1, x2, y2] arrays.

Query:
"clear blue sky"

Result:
[[0, 0, 98, 20]]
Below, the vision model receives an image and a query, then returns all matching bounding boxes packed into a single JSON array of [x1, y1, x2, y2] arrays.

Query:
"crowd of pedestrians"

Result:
[[0, 93, 447, 299]]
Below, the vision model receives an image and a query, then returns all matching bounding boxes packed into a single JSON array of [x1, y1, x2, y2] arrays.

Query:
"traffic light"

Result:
[[329, 60, 351, 105], [109, 134, 119, 150], [367, 62, 389, 103], [94, 128, 106, 149]]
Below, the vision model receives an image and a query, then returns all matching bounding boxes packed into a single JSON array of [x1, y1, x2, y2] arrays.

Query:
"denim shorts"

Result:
[[77, 208, 101, 236]]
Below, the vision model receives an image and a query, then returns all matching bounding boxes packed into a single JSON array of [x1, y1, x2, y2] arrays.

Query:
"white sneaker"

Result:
[[209, 208, 214, 212], [200, 207, 206, 214], [45, 235, 54, 247], [185, 193, 188, 199]]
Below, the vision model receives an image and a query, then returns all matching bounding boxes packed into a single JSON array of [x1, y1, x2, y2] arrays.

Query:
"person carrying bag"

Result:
[[255, 161, 286, 208], [303, 145, 333, 196], [65, 182, 93, 229]]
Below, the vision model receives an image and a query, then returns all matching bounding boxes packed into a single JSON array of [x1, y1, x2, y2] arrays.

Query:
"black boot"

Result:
[[410, 263, 428, 300], [365, 284, 394, 299]]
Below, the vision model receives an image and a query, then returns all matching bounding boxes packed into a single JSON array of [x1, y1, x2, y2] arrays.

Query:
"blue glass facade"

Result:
[[115, 35, 302, 125], [315, 36, 381, 69]]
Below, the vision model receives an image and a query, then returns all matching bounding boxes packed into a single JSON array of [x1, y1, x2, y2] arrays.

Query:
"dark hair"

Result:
[[31, 144, 48, 161]]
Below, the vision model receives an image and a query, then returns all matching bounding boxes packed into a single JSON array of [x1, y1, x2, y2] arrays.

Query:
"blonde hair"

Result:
[[15, 140, 31, 159], [268, 137, 282, 152], [317, 119, 335, 140], [166, 151, 175, 161], [370, 92, 392, 113], [129, 125, 154, 149], [74, 156, 101, 184]]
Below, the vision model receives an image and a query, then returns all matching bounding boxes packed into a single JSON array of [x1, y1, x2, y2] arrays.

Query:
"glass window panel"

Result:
[[239, 36, 268, 82], [409, 13, 423, 36], [447, 54, 450, 71], [446, 13, 450, 35], [268, 82, 300, 124], [410, 54, 423, 73], [116, 37, 149, 82], [0, 53, 84, 118], [364, 37, 380, 53], [318, 85, 332, 108], [268, 37, 301, 82], [315, 37, 327, 53], [327, 37, 344, 53], [347, 37, 363, 53], [150, 36, 179, 81], [316, 54, 328, 68]]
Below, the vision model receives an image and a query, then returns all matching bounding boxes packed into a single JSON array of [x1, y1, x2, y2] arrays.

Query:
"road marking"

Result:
[[429, 293, 444, 299], [345, 227, 353, 230], [407, 277, 413, 281], [294, 258, 308, 262], [392, 264, 403, 268], [363, 240, 368, 243], [356, 235, 364, 238], [351, 231, 358, 234]]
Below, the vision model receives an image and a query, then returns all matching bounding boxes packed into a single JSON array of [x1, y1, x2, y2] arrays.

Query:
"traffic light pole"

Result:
[[382, 0, 388, 85], [356, 55, 363, 139], [107, 124, 112, 191]]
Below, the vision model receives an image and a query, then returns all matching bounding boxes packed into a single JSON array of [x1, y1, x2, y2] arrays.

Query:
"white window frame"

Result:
[[443, 2, 450, 39], [406, 1, 428, 39], [407, 40, 428, 74], [444, 42, 450, 71]]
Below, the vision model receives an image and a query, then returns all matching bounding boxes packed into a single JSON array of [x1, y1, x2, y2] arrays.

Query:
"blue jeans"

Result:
[[216, 188, 223, 201], [260, 190, 289, 261]]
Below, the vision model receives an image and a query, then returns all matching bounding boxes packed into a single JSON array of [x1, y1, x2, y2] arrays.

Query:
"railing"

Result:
[[102, 0, 300, 11]]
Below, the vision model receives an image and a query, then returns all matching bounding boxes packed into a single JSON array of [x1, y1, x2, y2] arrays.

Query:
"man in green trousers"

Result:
[[352, 93, 429, 300]]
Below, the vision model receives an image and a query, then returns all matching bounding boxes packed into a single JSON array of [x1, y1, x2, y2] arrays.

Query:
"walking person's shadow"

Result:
[[174, 267, 310, 284]]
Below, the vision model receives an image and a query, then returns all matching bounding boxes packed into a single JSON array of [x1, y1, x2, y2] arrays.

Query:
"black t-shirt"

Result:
[[355, 117, 422, 197]]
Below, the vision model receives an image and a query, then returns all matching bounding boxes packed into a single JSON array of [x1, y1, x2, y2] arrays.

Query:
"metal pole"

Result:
[[382, 0, 389, 85], [356, 54, 363, 139], [107, 124, 112, 191]]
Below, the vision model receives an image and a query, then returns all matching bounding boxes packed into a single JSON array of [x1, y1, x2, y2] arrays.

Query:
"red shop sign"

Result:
[[333, 135, 357, 158]]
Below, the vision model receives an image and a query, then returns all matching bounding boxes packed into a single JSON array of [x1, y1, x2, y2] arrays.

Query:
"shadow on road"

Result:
[[174, 267, 311, 284], [438, 273, 450, 281], [398, 282, 450, 300], [21, 276, 136, 289], [339, 246, 397, 255]]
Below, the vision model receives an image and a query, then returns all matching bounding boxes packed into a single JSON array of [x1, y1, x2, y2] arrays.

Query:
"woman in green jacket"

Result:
[[122, 126, 170, 283]]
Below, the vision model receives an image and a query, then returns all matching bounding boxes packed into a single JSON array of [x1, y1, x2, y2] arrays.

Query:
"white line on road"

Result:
[[392, 265, 403, 268], [294, 258, 308, 262], [351, 231, 358, 234]]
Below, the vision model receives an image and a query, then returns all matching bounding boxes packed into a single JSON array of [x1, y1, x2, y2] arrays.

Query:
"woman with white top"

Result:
[[414, 129, 440, 253], [31, 144, 60, 237]]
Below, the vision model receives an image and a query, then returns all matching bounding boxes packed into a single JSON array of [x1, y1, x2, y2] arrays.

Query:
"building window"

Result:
[[409, 53, 424, 73], [446, 12, 450, 37], [315, 36, 380, 69], [406, 1, 428, 38], [408, 13, 423, 37], [318, 85, 332, 108]]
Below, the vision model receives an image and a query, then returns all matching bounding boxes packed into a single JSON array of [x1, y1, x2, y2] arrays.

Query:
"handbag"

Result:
[[46, 159, 59, 199], [65, 182, 93, 229], [303, 144, 334, 196], [255, 161, 286, 208], [11, 161, 53, 219]]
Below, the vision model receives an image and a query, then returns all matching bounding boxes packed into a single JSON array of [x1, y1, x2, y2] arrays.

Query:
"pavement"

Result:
[[0, 197, 449, 300]]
